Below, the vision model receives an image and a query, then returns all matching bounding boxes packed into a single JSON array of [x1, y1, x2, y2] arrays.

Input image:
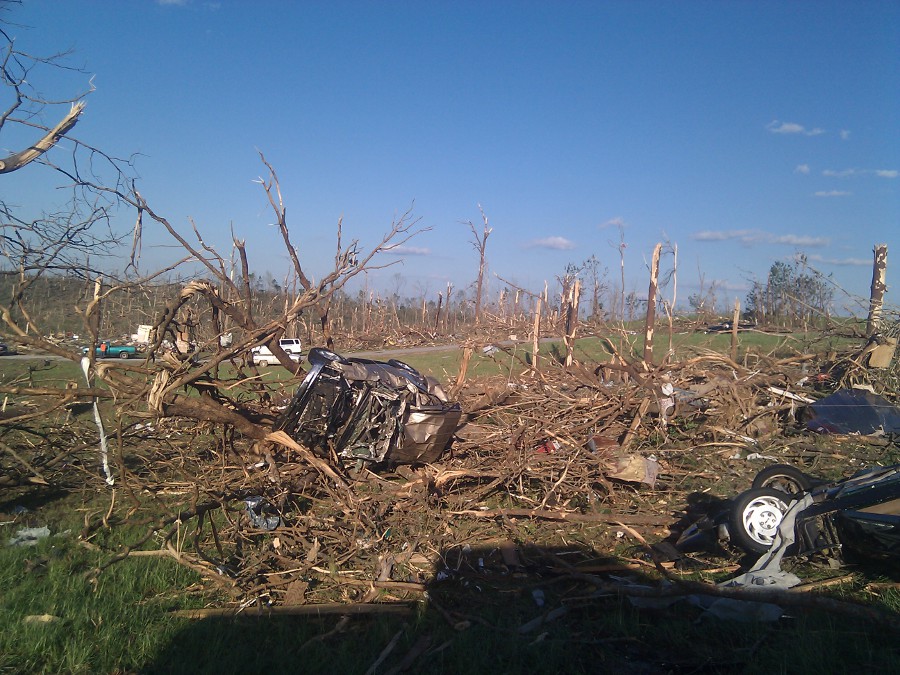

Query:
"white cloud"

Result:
[[805, 254, 870, 267], [387, 245, 431, 256], [814, 190, 852, 197], [692, 229, 753, 242], [157, 0, 220, 8], [691, 229, 828, 247], [714, 279, 749, 292], [840, 130, 851, 141], [794, 164, 810, 175], [766, 120, 824, 136], [822, 168, 897, 179], [598, 217, 626, 230], [771, 234, 829, 246], [525, 236, 576, 250]]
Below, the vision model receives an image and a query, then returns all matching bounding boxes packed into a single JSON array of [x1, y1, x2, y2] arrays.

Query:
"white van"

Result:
[[251, 338, 303, 366]]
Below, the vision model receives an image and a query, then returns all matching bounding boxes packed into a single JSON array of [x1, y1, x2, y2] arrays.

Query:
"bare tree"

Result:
[[608, 223, 627, 322], [643, 243, 662, 363], [465, 204, 492, 325]]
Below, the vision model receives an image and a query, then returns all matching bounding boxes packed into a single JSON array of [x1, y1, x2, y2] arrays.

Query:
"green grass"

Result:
[[0, 327, 859, 392], [4, 512, 896, 675], [0, 358, 84, 390], [0, 496, 206, 674], [381, 329, 859, 381]]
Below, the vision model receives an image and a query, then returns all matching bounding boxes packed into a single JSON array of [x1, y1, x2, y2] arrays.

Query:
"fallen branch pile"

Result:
[[16, 342, 879, 623]]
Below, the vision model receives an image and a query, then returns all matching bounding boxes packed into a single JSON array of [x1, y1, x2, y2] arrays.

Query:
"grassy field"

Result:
[[388, 327, 856, 381], [0, 327, 855, 389]]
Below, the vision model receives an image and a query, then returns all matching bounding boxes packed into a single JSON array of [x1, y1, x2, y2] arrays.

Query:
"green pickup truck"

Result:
[[83, 341, 139, 359]]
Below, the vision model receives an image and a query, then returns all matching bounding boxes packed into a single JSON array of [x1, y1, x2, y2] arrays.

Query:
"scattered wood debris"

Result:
[[2, 339, 898, 624]]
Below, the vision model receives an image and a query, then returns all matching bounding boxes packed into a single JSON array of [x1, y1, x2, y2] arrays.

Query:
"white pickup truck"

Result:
[[251, 338, 303, 366]]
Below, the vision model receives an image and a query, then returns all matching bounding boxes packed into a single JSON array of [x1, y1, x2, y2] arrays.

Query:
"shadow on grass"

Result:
[[142, 539, 900, 675], [0, 486, 71, 515], [143, 542, 668, 675]]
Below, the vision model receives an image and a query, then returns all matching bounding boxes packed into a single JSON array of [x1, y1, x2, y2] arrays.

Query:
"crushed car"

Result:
[[678, 463, 900, 563], [273, 348, 462, 466]]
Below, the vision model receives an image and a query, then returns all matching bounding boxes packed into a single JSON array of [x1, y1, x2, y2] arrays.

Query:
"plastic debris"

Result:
[[806, 389, 900, 435], [8, 526, 50, 547], [535, 439, 560, 454], [606, 453, 660, 487], [244, 497, 280, 530]]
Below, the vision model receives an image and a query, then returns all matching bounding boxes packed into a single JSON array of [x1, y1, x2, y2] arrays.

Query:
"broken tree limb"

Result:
[[0, 440, 48, 484], [0, 385, 113, 398], [266, 430, 353, 495], [0, 102, 85, 174]]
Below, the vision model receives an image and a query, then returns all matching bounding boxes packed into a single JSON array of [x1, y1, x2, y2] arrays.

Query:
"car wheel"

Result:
[[728, 488, 793, 554], [751, 464, 813, 495], [119, 352, 130, 359], [257, 359, 270, 367]]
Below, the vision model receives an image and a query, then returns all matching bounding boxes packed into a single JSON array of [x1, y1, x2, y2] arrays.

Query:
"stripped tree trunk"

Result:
[[643, 244, 662, 364], [668, 243, 677, 354], [730, 298, 740, 362], [866, 244, 888, 337], [445, 282, 453, 333], [532, 295, 542, 373], [434, 292, 443, 331], [469, 206, 492, 325], [564, 279, 581, 367], [454, 346, 474, 394]]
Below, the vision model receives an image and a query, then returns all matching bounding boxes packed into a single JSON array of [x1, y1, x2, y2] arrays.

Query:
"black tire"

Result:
[[257, 359, 270, 367], [728, 488, 794, 555], [118, 351, 130, 359], [751, 464, 813, 495]]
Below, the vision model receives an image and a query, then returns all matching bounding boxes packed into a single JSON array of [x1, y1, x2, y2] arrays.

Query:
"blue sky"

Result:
[[5, 0, 899, 314]]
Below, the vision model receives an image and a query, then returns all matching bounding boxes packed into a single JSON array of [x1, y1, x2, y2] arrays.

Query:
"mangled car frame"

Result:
[[679, 463, 900, 562], [274, 348, 462, 466]]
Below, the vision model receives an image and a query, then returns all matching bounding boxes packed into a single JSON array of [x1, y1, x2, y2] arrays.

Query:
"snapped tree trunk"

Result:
[[866, 244, 888, 337], [564, 279, 581, 367], [643, 243, 662, 364]]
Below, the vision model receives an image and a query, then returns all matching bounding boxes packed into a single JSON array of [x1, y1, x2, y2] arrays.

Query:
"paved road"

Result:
[[0, 339, 543, 364], [1, 343, 484, 361]]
